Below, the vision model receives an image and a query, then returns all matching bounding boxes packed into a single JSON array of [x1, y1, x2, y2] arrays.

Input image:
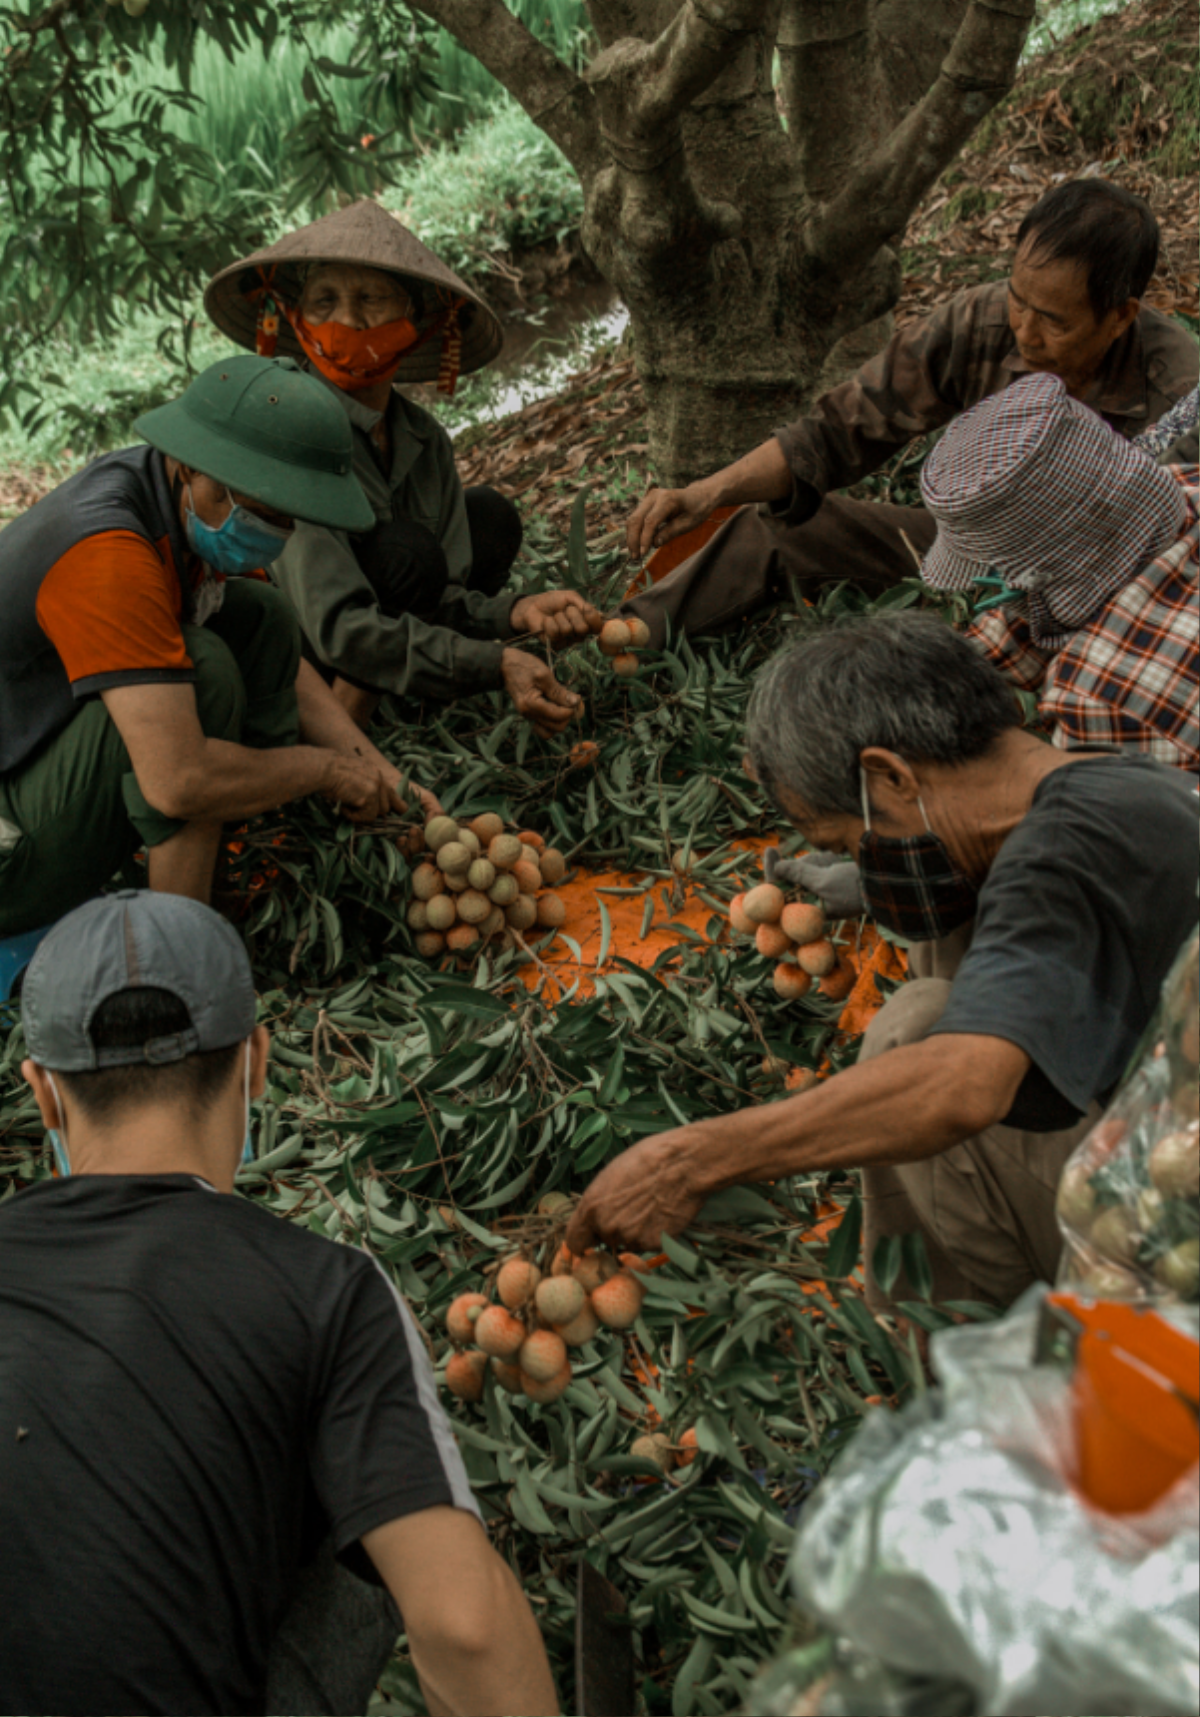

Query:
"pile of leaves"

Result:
[[0, 552, 974, 1714]]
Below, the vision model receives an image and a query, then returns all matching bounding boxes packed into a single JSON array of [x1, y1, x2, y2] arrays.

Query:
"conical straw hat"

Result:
[[204, 200, 504, 386]]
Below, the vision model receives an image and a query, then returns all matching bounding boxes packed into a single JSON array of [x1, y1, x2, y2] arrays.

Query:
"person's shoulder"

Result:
[[935, 279, 1009, 331], [1037, 754, 1199, 823], [1136, 304, 1200, 401], [1, 446, 159, 554], [189, 1190, 389, 1311], [1136, 300, 1198, 349]]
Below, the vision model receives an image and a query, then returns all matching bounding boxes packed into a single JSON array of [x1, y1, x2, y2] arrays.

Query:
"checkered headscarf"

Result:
[[920, 373, 1187, 644]]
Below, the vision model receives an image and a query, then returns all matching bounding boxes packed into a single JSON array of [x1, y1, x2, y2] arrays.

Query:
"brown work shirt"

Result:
[[773, 282, 1199, 516]]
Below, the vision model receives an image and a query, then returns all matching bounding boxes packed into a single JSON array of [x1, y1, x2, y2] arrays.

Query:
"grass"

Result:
[[1024, 0, 1132, 58], [381, 98, 583, 286], [64, 0, 589, 199]]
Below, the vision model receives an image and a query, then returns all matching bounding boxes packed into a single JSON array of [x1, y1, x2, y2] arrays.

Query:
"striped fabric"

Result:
[[966, 468, 1199, 772], [920, 372, 1188, 644]]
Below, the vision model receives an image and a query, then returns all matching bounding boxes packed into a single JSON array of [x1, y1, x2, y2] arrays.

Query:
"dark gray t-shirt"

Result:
[[930, 754, 1199, 1130], [0, 1174, 478, 1716]]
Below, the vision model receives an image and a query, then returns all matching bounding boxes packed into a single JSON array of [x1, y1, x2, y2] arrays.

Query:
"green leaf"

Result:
[[823, 1194, 862, 1279], [871, 1233, 902, 1296], [659, 1231, 701, 1276], [416, 984, 510, 1021], [900, 1230, 934, 1301], [567, 482, 593, 586]]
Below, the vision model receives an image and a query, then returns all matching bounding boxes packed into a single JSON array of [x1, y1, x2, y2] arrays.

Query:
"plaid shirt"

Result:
[[966, 467, 1199, 772]]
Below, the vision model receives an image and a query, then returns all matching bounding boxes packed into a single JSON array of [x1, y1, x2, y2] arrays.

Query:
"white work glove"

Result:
[[764, 847, 865, 917]]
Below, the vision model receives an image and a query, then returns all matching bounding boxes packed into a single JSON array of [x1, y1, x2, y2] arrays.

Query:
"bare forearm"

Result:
[[682, 1035, 1028, 1195], [296, 659, 391, 766], [157, 737, 333, 821], [366, 1513, 558, 1717], [702, 436, 794, 509], [295, 659, 435, 799], [408, 1560, 557, 1717]]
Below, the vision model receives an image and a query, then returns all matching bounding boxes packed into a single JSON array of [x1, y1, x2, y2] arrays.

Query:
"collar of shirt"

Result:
[[304, 360, 433, 487], [1001, 315, 1149, 426]]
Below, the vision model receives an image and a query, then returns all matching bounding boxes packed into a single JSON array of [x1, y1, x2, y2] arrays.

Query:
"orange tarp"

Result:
[[625, 507, 738, 598], [519, 848, 908, 1045], [517, 842, 769, 1001]]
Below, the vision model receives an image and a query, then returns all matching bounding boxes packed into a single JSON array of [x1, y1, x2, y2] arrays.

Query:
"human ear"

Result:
[[860, 747, 920, 802], [21, 1060, 63, 1132], [1106, 298, 1140, 341]]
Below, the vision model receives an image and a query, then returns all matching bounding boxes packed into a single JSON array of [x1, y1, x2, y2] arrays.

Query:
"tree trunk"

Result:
[[410, 0, 1035, 484]]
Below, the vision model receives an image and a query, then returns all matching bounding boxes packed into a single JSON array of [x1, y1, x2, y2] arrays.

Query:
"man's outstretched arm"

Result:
[[566, 1031, 1031, 1254], [363, 1507, 558, 1717]]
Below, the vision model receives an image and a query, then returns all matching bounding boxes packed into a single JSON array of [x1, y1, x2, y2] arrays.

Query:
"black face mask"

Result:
[[857, 771, 978, 942]]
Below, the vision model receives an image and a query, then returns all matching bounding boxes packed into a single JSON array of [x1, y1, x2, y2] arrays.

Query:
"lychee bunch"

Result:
[[406, 812, 570, 962], [596, 615, 652, 678], [728, 884, 855, 1003], [442, 1243, 650, 1406]]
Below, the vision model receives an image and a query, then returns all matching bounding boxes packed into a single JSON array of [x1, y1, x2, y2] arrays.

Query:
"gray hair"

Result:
[[745, 611, 1020, 816]]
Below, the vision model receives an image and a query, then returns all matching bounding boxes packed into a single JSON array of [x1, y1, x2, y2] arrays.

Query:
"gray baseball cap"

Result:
[[21, 890, 256, 1071]]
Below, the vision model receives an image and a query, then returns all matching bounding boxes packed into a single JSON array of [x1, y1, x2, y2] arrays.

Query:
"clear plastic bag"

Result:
[[750, 1290, 1200, 1717], [1055, 929, 1199, 1303]]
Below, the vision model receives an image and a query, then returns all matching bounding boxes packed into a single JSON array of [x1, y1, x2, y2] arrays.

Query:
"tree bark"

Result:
[[410, 0, 1035, 483]]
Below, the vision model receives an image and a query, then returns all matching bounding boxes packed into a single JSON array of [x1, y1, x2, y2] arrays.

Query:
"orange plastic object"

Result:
[[1048, 1291, 1200, 1514], [625, 506, 738, 596]]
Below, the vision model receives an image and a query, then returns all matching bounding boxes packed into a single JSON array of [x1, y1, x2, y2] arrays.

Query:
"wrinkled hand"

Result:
[[566, 1129, 707, 1254], [509, 589, 604, 648], [764, 847, 865, 917], [626, 482, 716, 560], [394, 775, 442, 820], [501, 647, 582, 737], [321, 752, 403, 823]]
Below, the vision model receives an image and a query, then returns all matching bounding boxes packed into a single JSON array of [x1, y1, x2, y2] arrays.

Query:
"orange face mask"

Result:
[[284, 309, 425, 391]]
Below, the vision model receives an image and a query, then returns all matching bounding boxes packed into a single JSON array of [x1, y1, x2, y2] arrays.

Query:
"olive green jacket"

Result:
[[270, 371, 514, 700]]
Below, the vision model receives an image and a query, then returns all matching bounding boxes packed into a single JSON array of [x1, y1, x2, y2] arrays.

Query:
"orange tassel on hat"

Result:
[[437, 302, 463, 398], [250, 268, 282, 358]]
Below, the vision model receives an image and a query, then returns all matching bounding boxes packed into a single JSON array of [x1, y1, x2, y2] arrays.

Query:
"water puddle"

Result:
[[408, 279, 630, 436]]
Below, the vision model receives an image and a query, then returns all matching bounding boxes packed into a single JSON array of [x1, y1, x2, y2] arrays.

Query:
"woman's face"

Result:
[[298, 263, 414, 330]]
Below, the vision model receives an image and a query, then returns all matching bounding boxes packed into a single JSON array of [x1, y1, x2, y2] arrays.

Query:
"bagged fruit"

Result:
[[1056, 929, 1199, 1304]]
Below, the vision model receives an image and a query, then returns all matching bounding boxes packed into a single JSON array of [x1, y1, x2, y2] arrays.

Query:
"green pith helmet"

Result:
[[135, 355, 373, 531]]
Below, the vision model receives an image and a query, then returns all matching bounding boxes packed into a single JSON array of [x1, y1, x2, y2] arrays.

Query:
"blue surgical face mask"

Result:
[[185, 484, 292, 576], [46, 1070, 70, 1177]]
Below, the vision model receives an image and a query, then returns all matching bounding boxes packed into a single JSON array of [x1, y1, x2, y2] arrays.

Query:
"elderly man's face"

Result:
[[771, 754, 946, 858], [775, 785, 865, 857], [1007, 244, 1138, 393], [298, 263, 413, 331]]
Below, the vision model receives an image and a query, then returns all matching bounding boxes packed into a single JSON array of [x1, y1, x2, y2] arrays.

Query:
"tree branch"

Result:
[[408, 0, 603, 180], [804, 0, 1034, 273], [586, 0, 776, 151], [777, 0, 880, 197]]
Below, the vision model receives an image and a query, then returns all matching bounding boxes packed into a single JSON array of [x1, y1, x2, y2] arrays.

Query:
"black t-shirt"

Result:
[[931, 754, 1199, 1130], [0, 1175, 478, 1717]]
